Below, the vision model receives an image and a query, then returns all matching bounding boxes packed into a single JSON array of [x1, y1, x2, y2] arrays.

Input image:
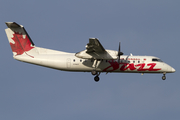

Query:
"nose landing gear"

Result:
[[162, 73, 166, 80], [162, 75, 166, 80]]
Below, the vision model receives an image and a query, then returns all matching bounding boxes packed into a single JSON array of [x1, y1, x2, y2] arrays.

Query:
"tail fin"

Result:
[[5, 22, 38, 57]]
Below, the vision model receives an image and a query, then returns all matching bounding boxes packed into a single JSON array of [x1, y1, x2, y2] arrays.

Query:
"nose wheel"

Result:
[[162, 75, 166, 80], [162, 73, 166, 80]]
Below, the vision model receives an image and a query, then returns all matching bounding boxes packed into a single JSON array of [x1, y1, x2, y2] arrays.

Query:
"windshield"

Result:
[[152, 58, 163, 62]]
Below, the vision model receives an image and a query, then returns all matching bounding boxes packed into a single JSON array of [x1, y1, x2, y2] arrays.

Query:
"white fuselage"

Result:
[[14, 47, 175, 74]]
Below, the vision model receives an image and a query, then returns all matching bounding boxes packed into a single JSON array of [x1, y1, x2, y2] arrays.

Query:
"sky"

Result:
[[0, 0, 179, 120]]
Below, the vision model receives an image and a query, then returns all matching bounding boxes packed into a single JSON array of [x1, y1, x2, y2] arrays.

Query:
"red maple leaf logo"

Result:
[[10, 32, 34, 55]]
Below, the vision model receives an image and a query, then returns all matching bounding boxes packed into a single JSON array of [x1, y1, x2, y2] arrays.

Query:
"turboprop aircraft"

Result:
[[5, 22, 175, 82]]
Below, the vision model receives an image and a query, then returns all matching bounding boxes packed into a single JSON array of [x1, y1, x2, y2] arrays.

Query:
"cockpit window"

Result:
[[152, 58, 163, 62]]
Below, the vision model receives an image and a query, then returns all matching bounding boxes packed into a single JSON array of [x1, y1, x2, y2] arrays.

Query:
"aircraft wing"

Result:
[[75, 38, 117, 60], [86, 38, 105, 53]]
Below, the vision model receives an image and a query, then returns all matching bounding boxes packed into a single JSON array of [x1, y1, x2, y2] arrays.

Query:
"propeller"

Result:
[[117, 42, 123, 63]]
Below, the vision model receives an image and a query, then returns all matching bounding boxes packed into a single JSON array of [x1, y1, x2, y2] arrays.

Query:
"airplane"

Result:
[[5, 22, 175, 82]]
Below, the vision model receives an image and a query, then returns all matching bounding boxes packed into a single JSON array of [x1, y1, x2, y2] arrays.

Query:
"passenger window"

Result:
[[73, 59, 75, 62]]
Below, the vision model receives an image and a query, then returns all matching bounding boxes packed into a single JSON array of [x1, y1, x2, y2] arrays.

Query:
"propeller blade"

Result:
[[118, 56, 120, 63], [118, 42, 120, 53], [117, 42, 123, 63]]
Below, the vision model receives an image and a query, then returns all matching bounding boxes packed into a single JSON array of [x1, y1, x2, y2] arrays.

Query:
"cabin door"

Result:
[[66, 58, 71, 68]]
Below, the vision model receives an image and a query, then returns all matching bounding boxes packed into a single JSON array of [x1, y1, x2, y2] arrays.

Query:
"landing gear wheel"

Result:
[[162, 76, 166, 80], [94, 76, 100, 82], [162, 72, 166, 80], [91, 70, 97, 76]]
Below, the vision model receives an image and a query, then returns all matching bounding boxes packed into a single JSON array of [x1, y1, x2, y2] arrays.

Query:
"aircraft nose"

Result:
[[172, 67, 176, 73]]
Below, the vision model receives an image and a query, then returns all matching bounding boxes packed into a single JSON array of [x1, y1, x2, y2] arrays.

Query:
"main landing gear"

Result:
[[91, 59, 102, 82], [162, 72, 166, 80], [91, 70, 101, 82]]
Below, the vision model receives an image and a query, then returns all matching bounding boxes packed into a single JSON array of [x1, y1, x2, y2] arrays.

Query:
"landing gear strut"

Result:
[[162, 73, 166, 80], [91, 59, 102, 82]]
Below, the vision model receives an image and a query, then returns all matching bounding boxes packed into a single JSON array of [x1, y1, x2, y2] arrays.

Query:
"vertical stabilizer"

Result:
[[5, 22, 38, 57]]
